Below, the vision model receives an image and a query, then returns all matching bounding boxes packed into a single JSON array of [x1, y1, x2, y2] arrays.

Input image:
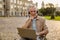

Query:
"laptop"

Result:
[[17, 28, 37, 39]]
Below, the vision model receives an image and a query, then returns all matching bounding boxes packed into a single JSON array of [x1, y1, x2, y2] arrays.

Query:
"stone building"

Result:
[[0, 0, 4, 16], [0, 0, 37, 17]]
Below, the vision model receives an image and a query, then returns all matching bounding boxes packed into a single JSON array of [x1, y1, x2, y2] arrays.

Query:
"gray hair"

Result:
[[28, 5, 38, 11]]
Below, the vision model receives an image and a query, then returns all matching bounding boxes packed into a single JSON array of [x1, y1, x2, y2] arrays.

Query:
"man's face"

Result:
[[29, 7, 37, 16]]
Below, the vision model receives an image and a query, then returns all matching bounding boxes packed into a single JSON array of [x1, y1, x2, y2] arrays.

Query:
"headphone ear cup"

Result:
[[37, 11, 38, 13], [28, 11, 30, 14], [28, 11, 30, 17]]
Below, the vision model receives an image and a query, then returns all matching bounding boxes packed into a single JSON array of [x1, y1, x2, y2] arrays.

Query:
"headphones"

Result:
[[28, 11, 38, 17], [28, 11, 38, 14]]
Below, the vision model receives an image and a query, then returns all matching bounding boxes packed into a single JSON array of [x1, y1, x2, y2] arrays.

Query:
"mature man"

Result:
[[21, 6, 48, 40]]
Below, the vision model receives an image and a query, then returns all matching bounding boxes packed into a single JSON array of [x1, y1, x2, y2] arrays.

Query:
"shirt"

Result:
[[32, 18, 37, 31], [32, 18, 41, 40]]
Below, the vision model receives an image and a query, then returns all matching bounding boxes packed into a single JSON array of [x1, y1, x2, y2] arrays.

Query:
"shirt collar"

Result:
[[36, 16, 40, 20], [29, 15, 40, 20]]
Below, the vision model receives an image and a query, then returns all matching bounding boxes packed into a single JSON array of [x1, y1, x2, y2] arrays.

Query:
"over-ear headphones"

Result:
[[28, 11, 38, 14], [37, 11, 38, 13], [28, 11, 30, 14]]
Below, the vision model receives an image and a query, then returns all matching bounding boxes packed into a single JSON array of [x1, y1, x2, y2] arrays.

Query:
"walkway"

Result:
[[0, 17, 60, 40]]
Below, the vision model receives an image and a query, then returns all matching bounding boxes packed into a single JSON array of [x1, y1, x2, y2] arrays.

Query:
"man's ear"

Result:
[[28, 11, 30, 14], [37, 11, 38, 13], [28, 11, 30, 17]]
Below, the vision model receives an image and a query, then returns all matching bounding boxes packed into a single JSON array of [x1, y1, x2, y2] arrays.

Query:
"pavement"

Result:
[[0, 17, 60, 40], [46, 20, 60, 40], [0, 17, 27, 40]]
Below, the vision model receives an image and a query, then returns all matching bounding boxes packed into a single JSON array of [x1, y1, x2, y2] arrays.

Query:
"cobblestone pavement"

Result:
[[0, 17, 27, 40], [0, 17, 60, 40], [46, 20, 60, 40]]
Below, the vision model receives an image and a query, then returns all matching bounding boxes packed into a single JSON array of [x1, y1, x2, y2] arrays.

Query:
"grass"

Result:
[[44, 16, 60, 21]]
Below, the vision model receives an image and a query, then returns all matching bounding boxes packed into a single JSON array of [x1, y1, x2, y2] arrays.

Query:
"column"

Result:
[[3, 0, 10, 17], [13, 0, 15, 16]]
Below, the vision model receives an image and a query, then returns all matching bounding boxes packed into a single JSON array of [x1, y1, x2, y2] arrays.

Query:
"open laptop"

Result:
[[17, 28, 37, 39]]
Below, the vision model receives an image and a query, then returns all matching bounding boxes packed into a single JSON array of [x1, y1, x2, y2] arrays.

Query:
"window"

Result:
[[11, 0, 13, 3], [14, 0, 16, 3], [28, 0, 30, 1], [17, 0, 19, 4], [0, 0, 2, 1], [25, 3, 29, 6], [25, 3, 27, 5], [0, 4, 2, 8], [20, 1, 22, 5], [11, 5, 13, 9]]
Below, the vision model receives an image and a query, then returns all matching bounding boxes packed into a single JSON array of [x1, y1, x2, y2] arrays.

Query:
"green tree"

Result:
[[47, 3, 56, 19], [39, 3, 56, 19], [39, 8, 46, 16], [56, 11, 60, 16], [45, 7, 56, 18]]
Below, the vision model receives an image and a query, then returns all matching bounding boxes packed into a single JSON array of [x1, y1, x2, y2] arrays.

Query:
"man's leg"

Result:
[[20, 37, 33, 40], [37, 36, 45, 40], [24, 38, 33, 40], [37, 36, 41, 40]]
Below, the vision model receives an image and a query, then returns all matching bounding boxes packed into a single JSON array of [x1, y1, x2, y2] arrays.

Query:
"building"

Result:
[[41, 1, 44, 8], [0, 0, 4, 16], [0, 0, 37, 17]]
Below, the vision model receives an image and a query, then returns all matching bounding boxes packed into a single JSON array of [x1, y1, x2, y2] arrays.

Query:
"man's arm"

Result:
[[39, 19, 49, 36], [22, 19, 31, 29]]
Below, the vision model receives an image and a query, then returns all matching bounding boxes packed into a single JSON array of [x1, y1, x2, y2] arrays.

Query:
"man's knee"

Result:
[[20, 37, 33, 40]]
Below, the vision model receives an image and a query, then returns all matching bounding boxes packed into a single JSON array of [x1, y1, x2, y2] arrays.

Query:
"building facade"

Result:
[[0, 0, 37, 17], [0, 0, 4, 16]]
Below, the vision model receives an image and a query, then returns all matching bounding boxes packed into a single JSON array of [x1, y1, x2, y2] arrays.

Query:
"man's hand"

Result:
[[36, 32, 40, 36], [36, 32, 45, 36], [29, 17, 34, 20]]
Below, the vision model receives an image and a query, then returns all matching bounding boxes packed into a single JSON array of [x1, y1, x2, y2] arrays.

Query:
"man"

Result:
[[22, 6, 48, 40]]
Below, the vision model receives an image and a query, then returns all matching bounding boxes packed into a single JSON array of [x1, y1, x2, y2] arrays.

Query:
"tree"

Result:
[[56, 11, 60, 16], [39, 8, 46, 16], [39, 7, 56, 16], [39, 3, 56, 19], [46, 3, 56, 19]]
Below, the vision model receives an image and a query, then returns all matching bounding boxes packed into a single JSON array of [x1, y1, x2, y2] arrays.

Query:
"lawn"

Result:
[[44, 16, 60, 21]]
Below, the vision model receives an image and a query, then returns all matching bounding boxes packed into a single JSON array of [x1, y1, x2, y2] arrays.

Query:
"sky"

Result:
[[32, 0, 60, 9]]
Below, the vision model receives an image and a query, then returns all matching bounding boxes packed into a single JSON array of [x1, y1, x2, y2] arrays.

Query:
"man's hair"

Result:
[[28, 5, 38, 11], [28, 5, 38, 14]]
